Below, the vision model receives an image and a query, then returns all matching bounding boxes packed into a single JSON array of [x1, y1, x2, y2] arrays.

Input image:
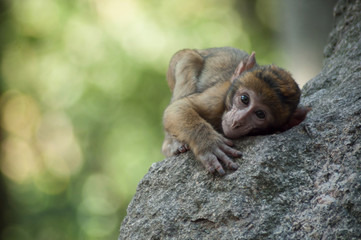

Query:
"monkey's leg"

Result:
[[162, 49, 204, 156], [166, 49, 204, 102], [162, 133, 190, 157]]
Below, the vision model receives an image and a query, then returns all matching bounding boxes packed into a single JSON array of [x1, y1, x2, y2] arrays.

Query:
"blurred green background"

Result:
[[0, 0, 335, 239]]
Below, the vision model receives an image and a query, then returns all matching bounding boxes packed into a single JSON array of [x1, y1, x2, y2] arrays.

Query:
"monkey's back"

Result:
[[195, 47, 250, 92]]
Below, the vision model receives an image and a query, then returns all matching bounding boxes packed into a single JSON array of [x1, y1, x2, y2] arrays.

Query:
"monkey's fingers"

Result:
[[220, 144, 243, 158], [215, 148, 239, 171], [198, 154, 225, 176]]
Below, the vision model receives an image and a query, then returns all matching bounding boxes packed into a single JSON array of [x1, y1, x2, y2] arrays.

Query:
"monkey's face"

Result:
[[221, 88, 275, 139]]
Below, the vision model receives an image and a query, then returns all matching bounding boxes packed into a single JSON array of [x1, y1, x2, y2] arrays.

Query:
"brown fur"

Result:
[[162, 47, 308, 175], [236, 65, 301, 128]]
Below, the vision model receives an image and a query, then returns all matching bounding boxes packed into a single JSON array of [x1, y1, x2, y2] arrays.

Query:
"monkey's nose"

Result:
[[231, 122, 241, 129]]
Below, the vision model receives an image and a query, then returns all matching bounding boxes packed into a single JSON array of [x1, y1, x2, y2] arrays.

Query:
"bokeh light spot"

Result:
[[81, 174, 120, 215], [34, 171, 69, 195], [1, 137, 40, 184], [37, 111, 84, 177], [1, 91, 40, 140], [12, 0, 61, 37]]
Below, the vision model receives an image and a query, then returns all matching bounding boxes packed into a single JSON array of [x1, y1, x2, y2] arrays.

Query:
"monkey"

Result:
[[162, 47, 309, 176]]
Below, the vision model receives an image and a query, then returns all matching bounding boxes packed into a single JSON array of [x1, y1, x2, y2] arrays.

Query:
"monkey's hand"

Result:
[[193, 134, 242, 176], [163, 87, 242, 176]]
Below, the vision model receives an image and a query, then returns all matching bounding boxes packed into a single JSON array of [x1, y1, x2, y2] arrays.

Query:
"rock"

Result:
[[119, 0, 361, 239]]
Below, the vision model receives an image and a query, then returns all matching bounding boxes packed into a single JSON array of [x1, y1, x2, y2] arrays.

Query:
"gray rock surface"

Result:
[[119, 1, 361, 239]]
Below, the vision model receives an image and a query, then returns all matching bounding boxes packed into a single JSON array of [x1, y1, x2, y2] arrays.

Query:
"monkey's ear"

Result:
[[280, 107, 311, 132], [231, 52, 256, 81]]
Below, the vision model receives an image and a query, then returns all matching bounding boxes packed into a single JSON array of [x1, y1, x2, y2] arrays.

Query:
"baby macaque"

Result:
[[162, 47, 309, 175]]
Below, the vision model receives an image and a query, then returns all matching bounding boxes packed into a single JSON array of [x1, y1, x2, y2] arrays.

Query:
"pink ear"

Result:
[[246, 51, 256, 69], [231, 52, 256, 82], [280, 107, 311, 132], [232, 62, 245, 80]]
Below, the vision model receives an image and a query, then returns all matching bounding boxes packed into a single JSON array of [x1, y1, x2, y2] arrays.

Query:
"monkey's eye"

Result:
[[255, 110, 266, 119], [240, 94, 250, 105]]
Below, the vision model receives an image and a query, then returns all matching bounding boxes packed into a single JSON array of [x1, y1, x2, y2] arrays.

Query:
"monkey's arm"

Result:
[[163, 83, 242, 175]]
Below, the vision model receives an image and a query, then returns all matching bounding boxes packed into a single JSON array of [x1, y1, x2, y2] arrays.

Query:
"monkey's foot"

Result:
[[176, 144, 190, 154], [162, 137, 190, 157]]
